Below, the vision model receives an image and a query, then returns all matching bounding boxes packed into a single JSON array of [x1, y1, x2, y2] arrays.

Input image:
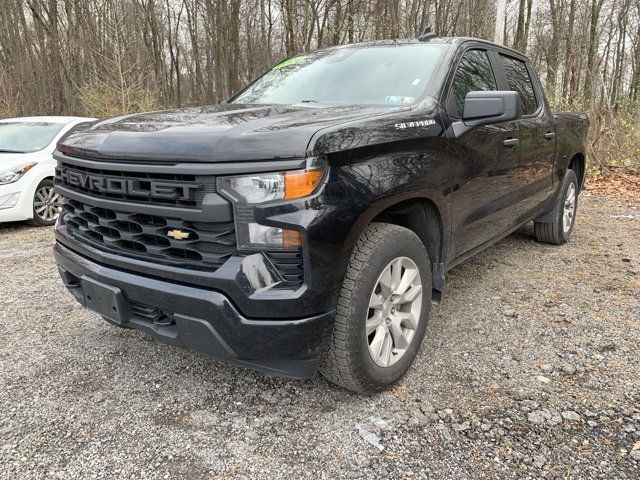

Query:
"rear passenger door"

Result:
[[497, 54, 556, 216], [446, 48, 522, 259]]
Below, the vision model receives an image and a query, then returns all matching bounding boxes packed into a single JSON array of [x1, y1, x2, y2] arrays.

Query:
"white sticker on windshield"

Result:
[[385, 96, 415, 104], [412, 79, 421, 86]]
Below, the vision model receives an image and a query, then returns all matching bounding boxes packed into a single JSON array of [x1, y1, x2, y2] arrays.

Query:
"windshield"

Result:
[[0, 122, 64, 153], [232, 44, 447, 106]]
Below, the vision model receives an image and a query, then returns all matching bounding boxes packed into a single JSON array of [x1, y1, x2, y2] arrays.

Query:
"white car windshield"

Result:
[[0, 122, 64, 154], [231, 44, 447, 106]]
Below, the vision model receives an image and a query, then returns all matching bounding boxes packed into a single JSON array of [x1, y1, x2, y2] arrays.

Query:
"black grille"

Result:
[[55, 162, 215, 208], [61, 198, 236, 270], [266, 251, 304, 288]]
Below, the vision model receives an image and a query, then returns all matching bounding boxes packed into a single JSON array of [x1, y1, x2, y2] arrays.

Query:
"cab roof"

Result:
[[325, 36, 531, 62]]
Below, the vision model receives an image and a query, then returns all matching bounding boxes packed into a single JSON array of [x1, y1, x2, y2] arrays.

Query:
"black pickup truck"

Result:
[[53, 36, 588, 392]]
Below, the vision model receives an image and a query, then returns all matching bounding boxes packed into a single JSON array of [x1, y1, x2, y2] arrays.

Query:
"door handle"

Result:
[[544, 132, 556, 140], [503, 138, 520, 148]]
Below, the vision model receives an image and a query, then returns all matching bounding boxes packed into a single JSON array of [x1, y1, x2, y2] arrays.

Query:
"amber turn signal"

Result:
[[282, 229, 302, 248], [284, 170, 324, 200]]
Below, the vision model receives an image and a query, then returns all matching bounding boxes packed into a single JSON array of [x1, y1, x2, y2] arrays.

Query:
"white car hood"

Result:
[[0, 151, 47, 171]]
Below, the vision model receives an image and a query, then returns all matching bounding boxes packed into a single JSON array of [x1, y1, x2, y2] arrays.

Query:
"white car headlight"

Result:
[[0, 163, 37, 185]]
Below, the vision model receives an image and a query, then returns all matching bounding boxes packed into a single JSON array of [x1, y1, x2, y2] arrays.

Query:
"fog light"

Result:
[[245, 223, 302, 249], [0, 192, 20, 210]]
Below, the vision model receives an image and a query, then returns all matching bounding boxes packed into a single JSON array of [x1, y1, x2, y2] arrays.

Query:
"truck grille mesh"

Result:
[[60, 198, 304, 287], [55, 157, 305, 286], [60, 198, 236, 270]]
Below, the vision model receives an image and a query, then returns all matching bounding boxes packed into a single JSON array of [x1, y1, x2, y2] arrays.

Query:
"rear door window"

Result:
[[451, 49, 498, 117], [500, 55, 538, 115]]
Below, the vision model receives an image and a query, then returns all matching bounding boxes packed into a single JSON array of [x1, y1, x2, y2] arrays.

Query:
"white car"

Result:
[[0, 116, 95, 226]]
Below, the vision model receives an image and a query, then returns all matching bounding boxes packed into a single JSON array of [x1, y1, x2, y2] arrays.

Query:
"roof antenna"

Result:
[[418, 26, 437, 42]]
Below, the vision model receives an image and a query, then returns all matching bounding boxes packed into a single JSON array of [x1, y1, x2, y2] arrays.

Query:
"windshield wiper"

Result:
[[0, 149, 26, 153], [295, 99, 340, 107]]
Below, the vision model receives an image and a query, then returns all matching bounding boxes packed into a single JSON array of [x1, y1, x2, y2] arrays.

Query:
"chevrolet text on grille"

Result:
[[56, 166, 202, 201]]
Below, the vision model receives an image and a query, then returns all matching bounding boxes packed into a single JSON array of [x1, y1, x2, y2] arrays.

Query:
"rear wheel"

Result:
[[319, 223, 431, 393], [534, 170, 578, 245], [27, 179, 62, 227]]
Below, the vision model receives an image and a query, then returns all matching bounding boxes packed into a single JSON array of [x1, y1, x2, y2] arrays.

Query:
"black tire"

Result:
[[319, 223, 432, 393], [27, 178, 61, 227], [534, 170, 578, 245]]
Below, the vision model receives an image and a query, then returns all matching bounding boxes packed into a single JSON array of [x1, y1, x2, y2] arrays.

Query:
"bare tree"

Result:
[[0, 0, 638, 170]]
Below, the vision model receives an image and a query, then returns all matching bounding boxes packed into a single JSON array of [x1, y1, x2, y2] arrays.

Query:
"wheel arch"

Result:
[[28, 174, 56, 200], [567, 152, 586, 192], [347, 195, 447, 302], [27, 175, 57, 223]]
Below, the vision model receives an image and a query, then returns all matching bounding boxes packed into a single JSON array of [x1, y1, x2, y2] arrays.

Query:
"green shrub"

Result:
[[79, 83, 160, 119]]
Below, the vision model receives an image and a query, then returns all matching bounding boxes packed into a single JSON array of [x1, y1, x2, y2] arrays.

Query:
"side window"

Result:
[[500, 55, 538, 115], [451, 49, 497, 117]]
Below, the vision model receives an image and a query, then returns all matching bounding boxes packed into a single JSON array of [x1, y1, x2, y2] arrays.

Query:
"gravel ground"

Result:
[[0, 193, 638, 479]]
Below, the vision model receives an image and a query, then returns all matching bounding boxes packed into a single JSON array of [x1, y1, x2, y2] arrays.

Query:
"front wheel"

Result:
[[27, 179, 62, 227], [319, 223, 432, 393]]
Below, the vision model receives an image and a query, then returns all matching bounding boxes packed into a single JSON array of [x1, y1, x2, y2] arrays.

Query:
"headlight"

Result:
[[222, 173, 286, 203], [0, 163, 36, 185], [218, 156, 326, 250], [218, 157, 325, 204]]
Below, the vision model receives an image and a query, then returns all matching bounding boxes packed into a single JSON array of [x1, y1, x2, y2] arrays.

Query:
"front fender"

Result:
[[5, 159, 56, 220], [342, 188, 448, 256]]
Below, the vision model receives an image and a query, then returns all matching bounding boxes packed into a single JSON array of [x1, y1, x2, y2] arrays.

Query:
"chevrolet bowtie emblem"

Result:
[[167, 229, 190, 240]]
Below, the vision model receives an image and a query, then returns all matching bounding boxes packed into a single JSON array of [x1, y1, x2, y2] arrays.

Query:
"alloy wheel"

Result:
[[34, 186, 62, 222], [366, 256, 423, 367], [563, 182, 576, 233]]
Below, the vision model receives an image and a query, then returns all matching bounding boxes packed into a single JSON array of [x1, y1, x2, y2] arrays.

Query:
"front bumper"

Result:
[[0, 184, 30, 222], [54, 242, 332, 378]]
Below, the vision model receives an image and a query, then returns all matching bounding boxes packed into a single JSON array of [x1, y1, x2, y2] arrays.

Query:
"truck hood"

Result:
[[59, 103, 409, 163]]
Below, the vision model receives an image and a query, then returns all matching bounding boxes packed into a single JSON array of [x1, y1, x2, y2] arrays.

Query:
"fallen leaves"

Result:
[[585, 167, 640, 202]]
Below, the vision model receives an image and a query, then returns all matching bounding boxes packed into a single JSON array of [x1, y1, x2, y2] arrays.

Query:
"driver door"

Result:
[[446, 48, 522, 259]]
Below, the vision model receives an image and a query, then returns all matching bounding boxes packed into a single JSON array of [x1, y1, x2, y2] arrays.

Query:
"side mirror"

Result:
[[451, 91, 522, 138]]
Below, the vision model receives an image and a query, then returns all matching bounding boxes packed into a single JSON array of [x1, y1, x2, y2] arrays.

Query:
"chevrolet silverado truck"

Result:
[[53, 36, 588, 393]]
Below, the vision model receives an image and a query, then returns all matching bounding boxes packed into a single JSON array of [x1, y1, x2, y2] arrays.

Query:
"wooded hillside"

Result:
[[1, 0, 639, 170]]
